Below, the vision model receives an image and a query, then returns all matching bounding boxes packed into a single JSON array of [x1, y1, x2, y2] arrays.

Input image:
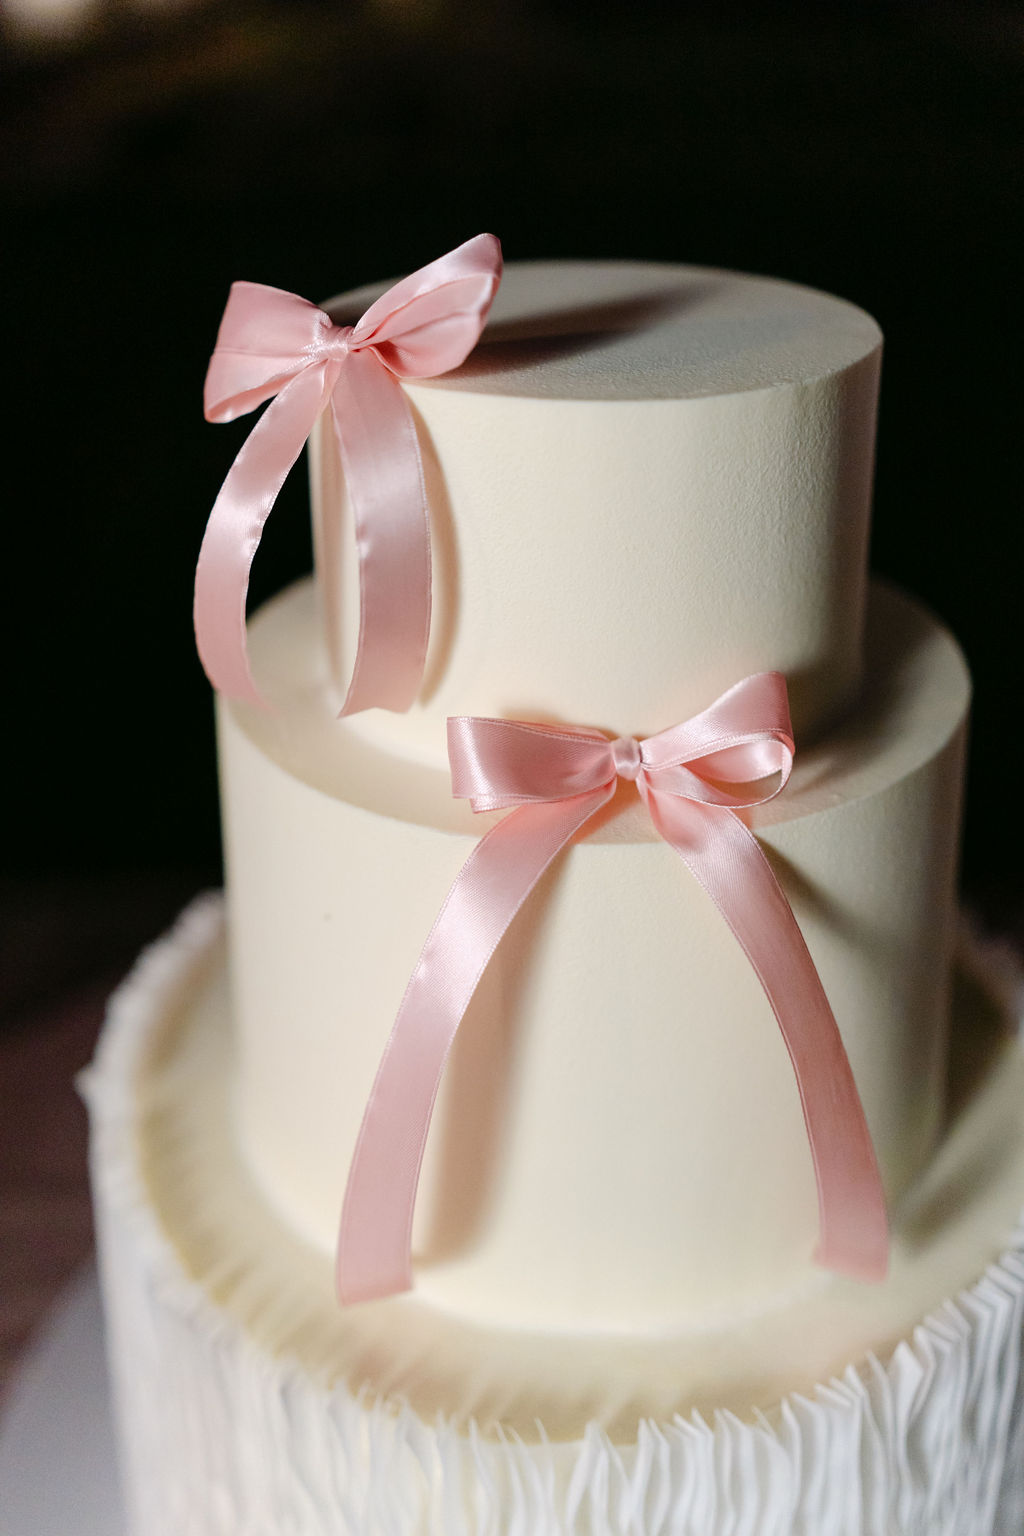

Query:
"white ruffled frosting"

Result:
[[86, 898, 1024, 1534]]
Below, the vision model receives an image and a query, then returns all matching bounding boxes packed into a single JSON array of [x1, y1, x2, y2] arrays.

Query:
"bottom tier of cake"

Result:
[[87, 898, 1024, 1536]]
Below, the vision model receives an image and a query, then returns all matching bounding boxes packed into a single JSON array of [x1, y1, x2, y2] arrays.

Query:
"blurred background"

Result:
[[0, 0, 1021, 1393]]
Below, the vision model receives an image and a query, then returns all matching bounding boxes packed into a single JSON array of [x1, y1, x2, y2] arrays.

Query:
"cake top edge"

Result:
[[322, 260, 882, 403]]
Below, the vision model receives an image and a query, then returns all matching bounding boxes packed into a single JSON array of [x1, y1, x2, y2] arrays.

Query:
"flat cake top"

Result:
[[325, 260, 882, 402]]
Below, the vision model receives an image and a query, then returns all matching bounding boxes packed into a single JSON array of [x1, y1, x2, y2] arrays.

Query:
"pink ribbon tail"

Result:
[[328, 350, 431, 717], [642, 783, 889, 1282], [336, 787, 612, 1304], [194, 364, 332, 707]]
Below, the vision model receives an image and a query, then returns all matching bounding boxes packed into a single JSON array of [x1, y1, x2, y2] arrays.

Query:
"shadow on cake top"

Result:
[[325, 260, 882, 402]]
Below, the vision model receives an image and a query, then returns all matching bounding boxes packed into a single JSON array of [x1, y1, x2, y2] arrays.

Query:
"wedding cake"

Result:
[[86, 241, 1024, 1534]]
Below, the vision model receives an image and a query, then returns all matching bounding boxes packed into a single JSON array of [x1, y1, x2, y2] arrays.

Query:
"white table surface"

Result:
[[0, 1264, 125, 1536]]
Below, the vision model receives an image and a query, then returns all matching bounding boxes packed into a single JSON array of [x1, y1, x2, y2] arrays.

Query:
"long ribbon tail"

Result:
[[331, 350, 432, 717], [336, 786, 612, 1304], [194, 365, 330, 706], [644, 785, 889, 1281]]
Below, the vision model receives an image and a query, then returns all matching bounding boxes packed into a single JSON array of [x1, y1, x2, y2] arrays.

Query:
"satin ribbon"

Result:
[[336, 674, 889, 1305], [194, 234, 502, 714]]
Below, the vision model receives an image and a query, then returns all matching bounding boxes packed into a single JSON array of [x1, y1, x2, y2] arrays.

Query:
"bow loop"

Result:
[[203, 281, 335, 422], [638, 672, 793, 772], [350, 234, 503, 377], [448, 717, 612, 812]]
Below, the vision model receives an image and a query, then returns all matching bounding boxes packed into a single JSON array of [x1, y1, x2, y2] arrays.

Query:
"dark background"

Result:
[[2, 0, 1022, 936]]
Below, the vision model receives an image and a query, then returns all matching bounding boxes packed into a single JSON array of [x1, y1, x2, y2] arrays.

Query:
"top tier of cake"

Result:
[[310, 261, 882, 759]]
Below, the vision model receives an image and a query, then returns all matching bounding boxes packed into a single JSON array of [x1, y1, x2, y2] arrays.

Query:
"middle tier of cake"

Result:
[[218, 577, 969, 1334]]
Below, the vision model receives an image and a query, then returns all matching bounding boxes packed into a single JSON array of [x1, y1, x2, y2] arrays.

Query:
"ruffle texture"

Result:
[[85, 897, 1024, 1536]]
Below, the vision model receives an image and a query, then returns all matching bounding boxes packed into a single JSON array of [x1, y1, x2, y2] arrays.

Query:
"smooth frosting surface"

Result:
[[219, 579, 969, 1333], [308, 262, 882, 752]]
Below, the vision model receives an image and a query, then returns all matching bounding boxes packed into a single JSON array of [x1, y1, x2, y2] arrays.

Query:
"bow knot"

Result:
[[611, 735, 643, 781], [313, 322, 354, 363], [194, 234, 502, 714]]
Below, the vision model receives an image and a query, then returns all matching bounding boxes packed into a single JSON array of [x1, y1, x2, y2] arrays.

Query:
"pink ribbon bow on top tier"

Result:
[[336, 671, 889, 1306], [194, 234, 503, 715]]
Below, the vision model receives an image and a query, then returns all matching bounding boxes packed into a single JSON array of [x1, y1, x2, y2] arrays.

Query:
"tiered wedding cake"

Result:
[[87, 246, 1024, 1534]]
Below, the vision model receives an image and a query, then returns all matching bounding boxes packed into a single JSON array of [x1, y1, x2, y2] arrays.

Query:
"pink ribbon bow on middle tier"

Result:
[[336, 672, 890, 1305], [194, 234, 503, 716]]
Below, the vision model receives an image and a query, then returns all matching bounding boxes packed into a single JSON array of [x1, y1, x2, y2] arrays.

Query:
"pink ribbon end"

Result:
[[815, 1216, 890, 1284], [336, 1257, 412, 1308]]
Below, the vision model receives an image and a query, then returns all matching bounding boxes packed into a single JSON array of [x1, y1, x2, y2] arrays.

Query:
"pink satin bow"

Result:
[[194, 234, 503, 714], [337, 673, 889, 1305]]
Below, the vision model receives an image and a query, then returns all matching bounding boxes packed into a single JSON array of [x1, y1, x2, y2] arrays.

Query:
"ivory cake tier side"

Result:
[[310, 262, 882, 757], [218, 577, 968, 1333]]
